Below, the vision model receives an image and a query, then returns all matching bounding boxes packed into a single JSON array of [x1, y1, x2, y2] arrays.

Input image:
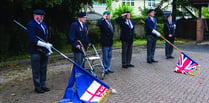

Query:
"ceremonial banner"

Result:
[[59, 63, 111, 103], [175, 52, 199, 76]]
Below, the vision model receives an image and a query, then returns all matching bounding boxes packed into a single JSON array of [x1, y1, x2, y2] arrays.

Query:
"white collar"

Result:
[[34, 19, 42, 24], [149, 16, 154, 20], [78, 20, 83, 28]]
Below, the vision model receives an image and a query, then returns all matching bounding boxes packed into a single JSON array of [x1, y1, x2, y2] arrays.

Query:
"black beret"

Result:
[[148, 9, 154, 14], [78, 12, 86, 18], [33, 9, 46, 15]]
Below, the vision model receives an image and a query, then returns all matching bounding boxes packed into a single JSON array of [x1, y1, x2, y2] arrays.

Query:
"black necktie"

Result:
[[82, 23, 86, 31], [107, 21, 113, 32], [40, 23, 46, 34]]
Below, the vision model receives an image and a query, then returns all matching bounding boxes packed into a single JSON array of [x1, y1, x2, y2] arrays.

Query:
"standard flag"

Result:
[[59, 63, 111, 103], [174, 52, 199, 75]]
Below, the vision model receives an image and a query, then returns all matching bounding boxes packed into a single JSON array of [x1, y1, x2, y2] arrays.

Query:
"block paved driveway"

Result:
[[105, 44, 209, 103], [1, 43, 209, 103]]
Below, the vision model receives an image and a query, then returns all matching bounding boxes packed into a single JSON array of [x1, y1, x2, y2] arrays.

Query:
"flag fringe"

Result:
[[70, 64, 73, 73], [98, 88, 112, 103], [188, 65, 201, 76]]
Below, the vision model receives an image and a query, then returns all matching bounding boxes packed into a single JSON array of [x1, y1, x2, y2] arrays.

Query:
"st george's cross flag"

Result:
[[174, 52, 198, 75], [59, 63, 111, 103]]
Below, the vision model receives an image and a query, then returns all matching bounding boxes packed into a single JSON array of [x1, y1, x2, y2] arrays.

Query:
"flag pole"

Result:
[[140, 19, 182, 53], [159, 35, 182, 53], [13, 20, 75, 64]]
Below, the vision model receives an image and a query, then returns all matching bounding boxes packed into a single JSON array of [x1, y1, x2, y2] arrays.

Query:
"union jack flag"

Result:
[[175, 52, 198, 75]]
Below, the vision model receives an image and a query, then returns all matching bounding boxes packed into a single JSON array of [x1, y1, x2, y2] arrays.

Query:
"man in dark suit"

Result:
[[97, 11, 114, 74], [27, 9, 52, 93], [68, 12, 91, 66], [145, 9, 161, 63], [116, 11, 135, 68], [163, 14, 176, 59]]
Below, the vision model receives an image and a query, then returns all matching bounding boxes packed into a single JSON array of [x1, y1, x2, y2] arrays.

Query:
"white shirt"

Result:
[[149, 16, 155, 23], [35, 19, 46, 34], [79, 21, 83, 29], [126, 19, 133, 29], [105, 19, 113, 31]]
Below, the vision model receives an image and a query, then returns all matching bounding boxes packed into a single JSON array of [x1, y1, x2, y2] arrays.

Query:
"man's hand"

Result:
[[88, 43, 92, 47], [47, 45, 53, 56], [37, 41, 53, 55], [121, 13, 127, 17], [37, 41, 52, 50], [169, 34, 172, 37], [152, 29, 161, 37], [103, 14, 107, 19], [76, 45, 80, 49]]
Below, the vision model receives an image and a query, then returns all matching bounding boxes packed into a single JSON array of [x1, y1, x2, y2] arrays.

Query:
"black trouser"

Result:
[[74, 52, 85, 67], [31, 53, 48, 90], [146, 35, 157, 61], [165, 38, 174, 57], [122, 41, 133, 66]]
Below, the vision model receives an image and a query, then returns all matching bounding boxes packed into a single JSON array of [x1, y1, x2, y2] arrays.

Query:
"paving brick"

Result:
[[105, 45, 209, 103]]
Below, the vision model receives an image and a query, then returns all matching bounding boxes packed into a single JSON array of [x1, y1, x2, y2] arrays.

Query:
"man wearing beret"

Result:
[[145, 9, 161, 63], [116, 11, 135, 68], [69, 12, 91, 66], [27, 9, 52, 93], [163, 14, 176, 59], [97, 11, 114, 74]]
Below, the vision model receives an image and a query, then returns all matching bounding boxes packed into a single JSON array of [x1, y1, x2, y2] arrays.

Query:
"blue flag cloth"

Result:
[[59, 63, 110, 103]]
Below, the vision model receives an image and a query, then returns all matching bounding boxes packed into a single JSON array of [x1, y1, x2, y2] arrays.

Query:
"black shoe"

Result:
[[169, 56, 174, 59], [166, 56, 174, 59], [147, 60, 152, 64], [42, 87, 50, 92], [122, 65, 128, 68], [104, 71, 109, 74], [108, 70, 114, 73], [151, 59, 158, 63], [35, 88, 45, 93], [127, 64, 135, 67]]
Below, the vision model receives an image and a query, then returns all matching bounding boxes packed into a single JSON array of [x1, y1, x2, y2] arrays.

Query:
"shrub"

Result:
[[112, 4, 134, 19]]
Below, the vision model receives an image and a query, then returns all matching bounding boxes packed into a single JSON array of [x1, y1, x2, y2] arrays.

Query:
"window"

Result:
[[122, 0, 135, 6], [147, 0, 155, 8]]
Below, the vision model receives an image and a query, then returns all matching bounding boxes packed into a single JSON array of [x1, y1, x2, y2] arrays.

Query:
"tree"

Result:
[[202, 7, 209, 18], [0, 0, 94, 61], [106, 0, 112, 11], [112, 4, 134, 19]]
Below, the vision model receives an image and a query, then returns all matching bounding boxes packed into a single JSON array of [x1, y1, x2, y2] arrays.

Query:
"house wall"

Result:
[[91, 4, 106, 15], [92, 0, 173, 16], [87, 19, 145, 44]]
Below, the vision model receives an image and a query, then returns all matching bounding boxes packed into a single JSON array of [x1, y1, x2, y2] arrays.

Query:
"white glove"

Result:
[[46, 46, 53, 56], [152, 29, 161, 37], [37, 40, 53, 55], [174, 24, 176, 29]]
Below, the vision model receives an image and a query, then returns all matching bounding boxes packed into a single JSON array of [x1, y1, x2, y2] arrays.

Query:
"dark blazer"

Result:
[[145, 16, 158, 37], [27, 19, 48, 54], [163, 21, 176, 41], [97, 19, 114, 47], [68, 21, 91, 53], [116, 16, 134, 43]]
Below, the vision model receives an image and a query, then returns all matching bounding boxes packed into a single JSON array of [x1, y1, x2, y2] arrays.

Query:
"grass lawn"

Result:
[[113, 39, 186, 47], [0, 39, 187, 62]]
